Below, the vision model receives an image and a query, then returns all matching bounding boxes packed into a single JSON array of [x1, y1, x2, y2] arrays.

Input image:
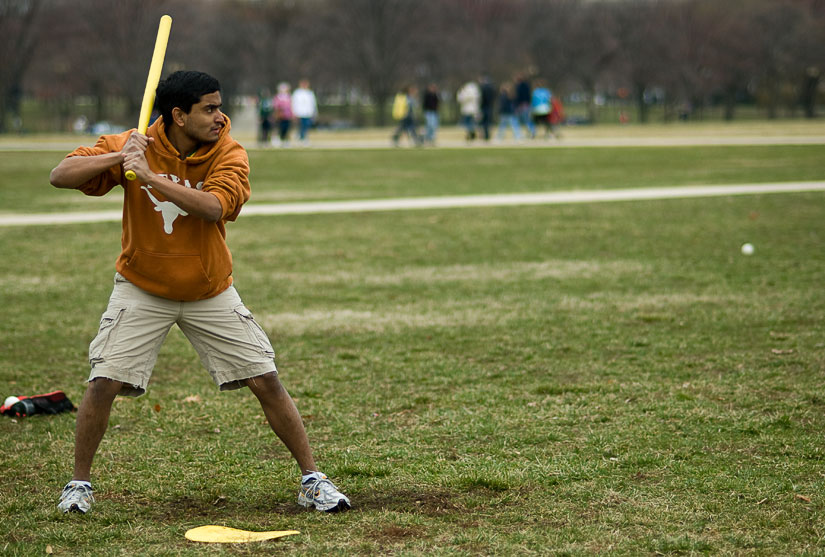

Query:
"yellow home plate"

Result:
[[185, 525, 300, 543]]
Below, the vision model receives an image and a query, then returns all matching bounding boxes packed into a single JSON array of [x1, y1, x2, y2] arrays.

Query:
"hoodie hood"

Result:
[[148, 114, 233, 164]]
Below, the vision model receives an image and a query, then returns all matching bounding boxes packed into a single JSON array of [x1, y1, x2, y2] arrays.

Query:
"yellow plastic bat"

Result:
[[185, 525, 300, 544], [124, 14, 172, 181]]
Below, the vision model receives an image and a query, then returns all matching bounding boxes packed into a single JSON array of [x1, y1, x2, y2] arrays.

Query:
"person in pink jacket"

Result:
[[273, 82, 294, 146]]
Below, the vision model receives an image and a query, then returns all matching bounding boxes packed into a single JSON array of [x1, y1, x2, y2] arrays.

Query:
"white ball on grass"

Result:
[[741, 243, 755, 255]]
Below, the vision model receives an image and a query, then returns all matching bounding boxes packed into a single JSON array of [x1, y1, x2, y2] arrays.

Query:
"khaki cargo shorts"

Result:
[[88, 273, 277, 396]]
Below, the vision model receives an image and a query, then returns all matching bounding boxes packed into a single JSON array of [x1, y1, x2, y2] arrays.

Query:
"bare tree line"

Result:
[[2, 0, 824, 132]]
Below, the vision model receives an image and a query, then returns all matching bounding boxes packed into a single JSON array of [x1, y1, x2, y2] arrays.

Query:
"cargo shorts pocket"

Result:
[[89, 307, 126, 366], [233, 305, 275, 358]]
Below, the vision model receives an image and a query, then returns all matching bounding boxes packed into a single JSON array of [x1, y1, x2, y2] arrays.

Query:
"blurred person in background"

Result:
[[422, 83, 440, 145], [548, 91, 565, 139], [496, 82, 521, 141], [273, 82, 293, 147], [514, 72, 535, 139], [457, 79, 480, 142], [479, 75, 496, 142], [257, 89, 273, 147], [292, 79, 318, 145], [391, 85, 422, 147], [530, 79, 552, 139]]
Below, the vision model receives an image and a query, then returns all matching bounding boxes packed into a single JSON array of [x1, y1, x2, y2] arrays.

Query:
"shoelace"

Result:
[[302, 477, 334, 499], [63, 483, 93, 500]]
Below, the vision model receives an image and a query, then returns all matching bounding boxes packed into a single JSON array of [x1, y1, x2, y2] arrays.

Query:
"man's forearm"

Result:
[[143, 174, 223, 222], [50, 152, 124, 189]]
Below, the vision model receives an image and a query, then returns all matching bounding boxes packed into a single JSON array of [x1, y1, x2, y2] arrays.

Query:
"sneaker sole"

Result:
[[60, 503, 88, 514], [324, 499, 351, 513], [298, 498, 351, 513]]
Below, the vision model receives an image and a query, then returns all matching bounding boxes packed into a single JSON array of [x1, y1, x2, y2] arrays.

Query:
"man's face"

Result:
[[181, 91, 226, 144]]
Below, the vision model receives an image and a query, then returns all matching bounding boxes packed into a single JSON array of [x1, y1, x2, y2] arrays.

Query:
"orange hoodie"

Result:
[[66, 116, 250, 301]]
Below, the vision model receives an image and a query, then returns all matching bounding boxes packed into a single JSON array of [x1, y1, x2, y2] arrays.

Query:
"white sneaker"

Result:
[[298, 472, 351, 512], [58, 481, 94, 514]]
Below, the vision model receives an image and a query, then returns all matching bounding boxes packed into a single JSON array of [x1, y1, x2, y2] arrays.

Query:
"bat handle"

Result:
[[124, 14, 172, 183], [125, 125, 149, 181], [124, 124, 148, 181]]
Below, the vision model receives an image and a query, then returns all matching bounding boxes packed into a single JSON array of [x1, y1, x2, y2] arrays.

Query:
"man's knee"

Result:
[[85, 377, 125, 401], [245, 372, 282, 394]]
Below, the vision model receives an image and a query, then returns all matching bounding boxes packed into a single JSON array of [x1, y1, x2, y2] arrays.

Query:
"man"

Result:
[[478, 75, 496, 142], [421, 83, 440, 145], [49, 70, 350, 514], [291, 79, 318, 145], [456, 80, 480, 141], [514, 72, 535, 139]]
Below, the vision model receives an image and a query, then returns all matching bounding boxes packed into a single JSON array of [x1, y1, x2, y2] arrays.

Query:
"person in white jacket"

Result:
[[456, 81, 480, 141], [292, 79, 318, 144]]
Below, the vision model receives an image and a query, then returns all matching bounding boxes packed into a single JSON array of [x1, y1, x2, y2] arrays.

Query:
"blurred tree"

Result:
[[748, 0, 813, 118], [443, 0, 525, 81], [0, 0, 43, 132], [523, 0, 576, 86], [426, 0, 527, 121], [792, 0, 825, 118], [244, 0, 310, 93], [9, 0, 825, 131], [697, 0, 761, 120], [663, 0, 715, 119], [536, 0, 620, 122], [181, 0, 261, 117], [613, 0, 677, 123], [313, 0, 426, 126], [77, 0, 175, 117]]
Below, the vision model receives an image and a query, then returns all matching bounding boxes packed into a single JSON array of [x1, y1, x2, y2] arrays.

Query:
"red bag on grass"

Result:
[[1, 391, 76, 417]]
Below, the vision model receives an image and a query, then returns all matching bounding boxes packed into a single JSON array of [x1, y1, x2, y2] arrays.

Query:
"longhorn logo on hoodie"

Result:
[[141, 186, 188, 234], [140, 175, 204, 234]]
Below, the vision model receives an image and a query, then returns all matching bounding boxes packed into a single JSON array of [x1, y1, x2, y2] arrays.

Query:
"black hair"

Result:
[[155, 71, 221, 126]]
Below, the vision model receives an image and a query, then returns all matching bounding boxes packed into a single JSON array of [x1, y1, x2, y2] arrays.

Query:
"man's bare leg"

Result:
[[245, 372, 317, 474], [72, 378, 123, 481]]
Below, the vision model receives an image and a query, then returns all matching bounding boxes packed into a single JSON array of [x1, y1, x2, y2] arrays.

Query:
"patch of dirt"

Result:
[[355, 488, 465, 515], [142, 484, 521, 522], [153, 493, 306, 522]]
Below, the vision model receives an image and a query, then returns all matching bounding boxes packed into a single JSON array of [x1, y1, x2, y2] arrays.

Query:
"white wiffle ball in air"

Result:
[[741, 243, 755, 255]]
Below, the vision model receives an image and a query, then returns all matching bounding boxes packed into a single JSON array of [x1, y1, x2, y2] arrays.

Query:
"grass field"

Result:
[[2, 143, 825, 214], [1, 136, 824, 555]]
